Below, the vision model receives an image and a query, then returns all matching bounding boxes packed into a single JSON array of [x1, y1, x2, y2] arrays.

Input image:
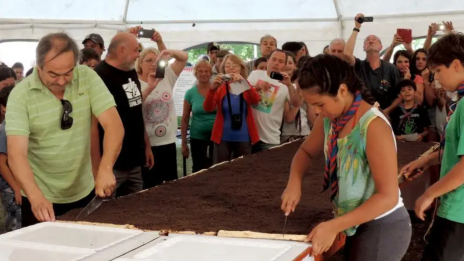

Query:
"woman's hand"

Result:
[[428, 23, 438, 37], [229, 73, 243, 83], [396, 135, 404, 141], [305, 221, 338, 256], [211, 74, 223, 90], [404, 67, 411, 80], [391, 34, 403, 47], [182, 142, 190, 158], [421, 69, 430, 83], [281, 180, 302, 216], [255, 80, 271, 92]]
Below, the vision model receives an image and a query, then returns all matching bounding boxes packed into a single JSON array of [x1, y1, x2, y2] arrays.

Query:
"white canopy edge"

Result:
[[0, 11, 463, 58]]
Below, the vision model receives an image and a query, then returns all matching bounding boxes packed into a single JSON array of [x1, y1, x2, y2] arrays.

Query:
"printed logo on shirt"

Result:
[[252, 80, 280, 114], [123, 78, 142, 107], [399, 114, 419, 134]]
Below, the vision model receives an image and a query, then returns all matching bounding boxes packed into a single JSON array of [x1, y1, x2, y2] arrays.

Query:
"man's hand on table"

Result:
[[95, 168, 116, 197], [30, 194, 55, 222]]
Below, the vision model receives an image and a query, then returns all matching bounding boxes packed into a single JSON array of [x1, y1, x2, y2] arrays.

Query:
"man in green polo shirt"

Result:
[[5, 32, 125, 227]]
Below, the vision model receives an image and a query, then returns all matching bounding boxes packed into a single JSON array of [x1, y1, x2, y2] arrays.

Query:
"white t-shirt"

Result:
[[281, 103, 311, 136], [247, 70, 290, 145], [141, 65, 179, 147]]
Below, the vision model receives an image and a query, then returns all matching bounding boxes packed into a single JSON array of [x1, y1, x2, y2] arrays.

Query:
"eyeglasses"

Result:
[[60, 99, 73, 130], [144, 59, 157, 64], [224, 64, 240, 69]]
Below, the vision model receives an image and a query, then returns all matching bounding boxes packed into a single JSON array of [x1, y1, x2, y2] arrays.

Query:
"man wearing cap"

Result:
[[207, 42, 220, 65], [83, 34, 105, 60], [212, 50, 230, 78]]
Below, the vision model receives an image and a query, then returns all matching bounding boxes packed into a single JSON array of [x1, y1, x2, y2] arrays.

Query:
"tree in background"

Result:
[[186, 43, 258, 64]]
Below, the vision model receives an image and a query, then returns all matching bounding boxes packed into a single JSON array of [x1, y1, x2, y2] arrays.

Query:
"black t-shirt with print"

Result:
[[354, 58, 401, 110], [390, 105, 431, 136], [95, 61, 145, 171]]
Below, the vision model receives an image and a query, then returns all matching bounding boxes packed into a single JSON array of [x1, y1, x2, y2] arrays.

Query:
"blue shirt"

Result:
[[0, 122, 10, 191], [222, 93, 250, 142]]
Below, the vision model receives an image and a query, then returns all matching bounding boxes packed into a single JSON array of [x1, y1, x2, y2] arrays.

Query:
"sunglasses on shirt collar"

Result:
[[61, 99, 73, 130]]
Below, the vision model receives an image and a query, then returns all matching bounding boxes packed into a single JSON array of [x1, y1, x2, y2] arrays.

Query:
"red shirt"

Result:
[[203, 81, 261, 145]]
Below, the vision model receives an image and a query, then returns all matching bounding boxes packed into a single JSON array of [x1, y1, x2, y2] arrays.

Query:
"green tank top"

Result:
[[323, 108, 391, 236]]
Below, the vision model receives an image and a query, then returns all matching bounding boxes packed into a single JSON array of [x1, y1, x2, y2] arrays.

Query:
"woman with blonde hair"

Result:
[[136, 47, 188, 188], [181, 60, 216, 173], [203, 54, 260, 164]]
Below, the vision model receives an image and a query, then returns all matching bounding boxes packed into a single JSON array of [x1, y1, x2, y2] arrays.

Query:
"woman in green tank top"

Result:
[[281, 55, 410, 261]]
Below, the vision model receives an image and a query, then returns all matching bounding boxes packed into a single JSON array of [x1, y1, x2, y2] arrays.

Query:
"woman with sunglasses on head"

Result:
[[203, 54, 260, 164], [281, 54, 410, 261]]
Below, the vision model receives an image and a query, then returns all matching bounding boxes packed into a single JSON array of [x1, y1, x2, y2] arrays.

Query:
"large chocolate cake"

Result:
[[61, 140, 432, 238]]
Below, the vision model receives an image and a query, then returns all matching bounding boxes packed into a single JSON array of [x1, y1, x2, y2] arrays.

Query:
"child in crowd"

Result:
[[79, 48, 100, 70], [253, 57, 267, 71], [0, 85, 21, 232], [401, 33, 464, 261], [390, 79, 430, 141], [282, 55, 410, 260]]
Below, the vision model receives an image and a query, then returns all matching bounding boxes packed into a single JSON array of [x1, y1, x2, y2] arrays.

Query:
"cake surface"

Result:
[[61, 140, 432, 236]]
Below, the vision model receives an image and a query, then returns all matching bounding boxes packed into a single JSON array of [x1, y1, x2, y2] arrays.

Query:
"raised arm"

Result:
[[344, 14, 364, 65]]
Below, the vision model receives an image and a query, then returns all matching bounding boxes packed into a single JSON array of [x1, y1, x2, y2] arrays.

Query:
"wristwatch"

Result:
[[353, 28, 360, 32]]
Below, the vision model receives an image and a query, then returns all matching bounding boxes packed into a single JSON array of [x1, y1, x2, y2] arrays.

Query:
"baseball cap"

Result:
[[207, 42, 220, 52], [82, 34, 104, 47]]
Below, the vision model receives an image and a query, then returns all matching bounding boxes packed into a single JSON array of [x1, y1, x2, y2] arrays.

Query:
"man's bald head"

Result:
[[329, 38, 346, 58], [107, 32, 140, 71], [108, 33, 138, 55]]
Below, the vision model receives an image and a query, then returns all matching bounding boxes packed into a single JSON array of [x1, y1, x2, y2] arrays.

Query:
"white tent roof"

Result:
[[0, 0, 464, 57]]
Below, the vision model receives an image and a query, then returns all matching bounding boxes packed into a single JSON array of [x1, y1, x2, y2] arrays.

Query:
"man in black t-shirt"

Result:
[[390, 80, 430, 141], [93, 32, 155, 196], [344, 13, 401, 113]]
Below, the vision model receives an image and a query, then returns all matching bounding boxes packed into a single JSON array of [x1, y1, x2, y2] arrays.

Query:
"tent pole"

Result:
[[332, 0, 343, 38], [122, 0, 130, 24], [125, 18, 338, 24], [340, 10, 464, 20]]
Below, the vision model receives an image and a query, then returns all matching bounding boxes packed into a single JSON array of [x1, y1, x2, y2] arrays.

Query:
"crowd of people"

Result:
[[0, 13, 463, 261]]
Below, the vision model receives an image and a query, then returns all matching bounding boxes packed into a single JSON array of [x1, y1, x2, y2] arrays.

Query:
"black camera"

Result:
[[355, 16, 374, 24], [231, 114, 243, 130], [270, 72, 283, 81]]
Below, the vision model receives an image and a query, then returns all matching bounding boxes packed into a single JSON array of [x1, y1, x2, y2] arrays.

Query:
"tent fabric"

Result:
[[0, 0, 463, 57]]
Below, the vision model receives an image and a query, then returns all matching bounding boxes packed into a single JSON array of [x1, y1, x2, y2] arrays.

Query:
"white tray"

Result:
[[0, 240, 93, 261], [0, 222, 142, 251], [114, 234, 309, 261]]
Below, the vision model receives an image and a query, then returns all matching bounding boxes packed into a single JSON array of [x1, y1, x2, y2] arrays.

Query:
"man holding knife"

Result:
[[6, 32, 124, 227]]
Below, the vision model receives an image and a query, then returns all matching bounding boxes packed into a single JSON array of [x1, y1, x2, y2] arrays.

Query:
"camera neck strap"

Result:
[[225, 82, 244, 117]]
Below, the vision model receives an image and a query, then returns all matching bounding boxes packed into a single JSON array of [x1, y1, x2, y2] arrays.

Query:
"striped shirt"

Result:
[[5, 65, 116, 203]]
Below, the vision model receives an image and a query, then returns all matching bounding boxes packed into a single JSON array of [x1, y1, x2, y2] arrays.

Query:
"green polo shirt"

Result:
[[438, 100, 464, 224], [5, 65, 116, 204]]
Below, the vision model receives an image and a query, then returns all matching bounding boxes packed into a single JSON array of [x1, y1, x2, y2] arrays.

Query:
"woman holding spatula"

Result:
[[281, 54, 411, 261]]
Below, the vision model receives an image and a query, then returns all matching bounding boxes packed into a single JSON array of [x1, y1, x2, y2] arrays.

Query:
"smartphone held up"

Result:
[[138, 28, 156, 39], [156, 60, 166, 79], [397, 28, 412, 44]]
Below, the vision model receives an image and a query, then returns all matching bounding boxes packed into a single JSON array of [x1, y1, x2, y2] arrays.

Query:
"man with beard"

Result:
[[5, 32, 123, 226], [344, 13, 401, 114], [93, 32, 156, 196]]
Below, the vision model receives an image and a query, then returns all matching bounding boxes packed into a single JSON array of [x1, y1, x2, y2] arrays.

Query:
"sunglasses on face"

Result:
[[61, 99, 73, 130]]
